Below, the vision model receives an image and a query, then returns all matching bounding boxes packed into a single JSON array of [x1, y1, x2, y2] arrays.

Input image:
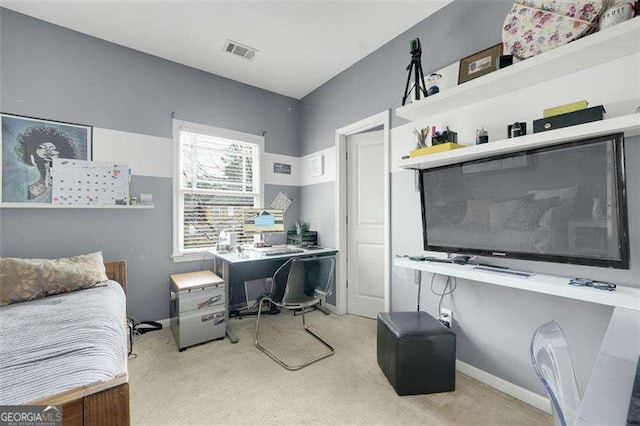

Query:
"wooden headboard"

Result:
[[105, 260, 127, 293]]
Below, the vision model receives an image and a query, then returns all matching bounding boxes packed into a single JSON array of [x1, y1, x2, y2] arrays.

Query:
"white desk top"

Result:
[[577, 307, 640, 425], [209, 246, 337, 264], [394, 258, 640, 311]]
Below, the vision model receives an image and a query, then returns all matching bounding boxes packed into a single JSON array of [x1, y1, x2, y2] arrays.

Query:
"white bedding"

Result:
[[0, 281, 127, 405]]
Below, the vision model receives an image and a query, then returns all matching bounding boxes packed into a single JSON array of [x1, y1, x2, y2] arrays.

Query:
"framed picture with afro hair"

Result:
[[1, 113, 92, 203]]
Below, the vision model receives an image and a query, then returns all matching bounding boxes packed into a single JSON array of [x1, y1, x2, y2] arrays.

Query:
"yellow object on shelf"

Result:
[[543, 100, 588, 118], [410, 142, 464, 157]]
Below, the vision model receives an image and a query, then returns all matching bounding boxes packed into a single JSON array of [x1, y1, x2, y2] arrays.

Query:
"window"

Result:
[[173, 120, 263, 259]]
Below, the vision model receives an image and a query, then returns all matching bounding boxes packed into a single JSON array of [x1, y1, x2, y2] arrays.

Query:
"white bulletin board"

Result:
[[52, 159, 130, 206]]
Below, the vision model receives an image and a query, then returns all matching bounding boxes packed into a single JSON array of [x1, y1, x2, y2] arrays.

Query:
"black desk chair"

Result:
[[254, 256, 336, 370]]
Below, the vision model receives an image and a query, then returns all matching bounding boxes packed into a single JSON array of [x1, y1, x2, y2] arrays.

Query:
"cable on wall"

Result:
[[430, 273, 457, 318]]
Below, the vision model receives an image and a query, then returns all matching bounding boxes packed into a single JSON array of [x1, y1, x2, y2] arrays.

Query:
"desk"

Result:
[[395, 258, 640, 423], [210, 246, 338, 343], [576, 307, 640, 425], [394, 257, 640, 310]]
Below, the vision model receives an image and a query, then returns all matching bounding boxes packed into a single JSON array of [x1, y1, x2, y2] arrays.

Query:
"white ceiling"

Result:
[[1, 1, 451, 98]]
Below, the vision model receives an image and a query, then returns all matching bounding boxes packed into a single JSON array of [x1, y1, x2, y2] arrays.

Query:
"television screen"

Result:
[[419, 134, 629, 268]]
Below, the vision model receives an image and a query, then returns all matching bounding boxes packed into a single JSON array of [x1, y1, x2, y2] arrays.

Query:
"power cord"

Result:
[[127, 317, 140, 359], [429, 273, 458, 322]]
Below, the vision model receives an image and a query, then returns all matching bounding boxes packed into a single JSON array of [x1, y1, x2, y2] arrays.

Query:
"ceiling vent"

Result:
[[223, 40, 258, 61]]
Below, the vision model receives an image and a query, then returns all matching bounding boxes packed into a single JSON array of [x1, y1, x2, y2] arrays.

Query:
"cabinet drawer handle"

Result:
[[197, 295, 222, 309], [202, 313, 225, 324]]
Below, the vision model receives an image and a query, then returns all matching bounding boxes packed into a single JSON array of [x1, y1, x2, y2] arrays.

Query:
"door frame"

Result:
[[334, 110, 391, 315]]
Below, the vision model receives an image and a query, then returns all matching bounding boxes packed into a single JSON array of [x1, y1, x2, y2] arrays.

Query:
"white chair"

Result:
[[530, 321, 582, 426]]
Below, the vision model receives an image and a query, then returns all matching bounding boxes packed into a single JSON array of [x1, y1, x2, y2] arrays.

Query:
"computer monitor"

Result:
[[243, 208, 285, 233]]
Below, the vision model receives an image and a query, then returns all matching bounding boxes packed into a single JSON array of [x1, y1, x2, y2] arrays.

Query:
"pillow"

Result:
[[502, 1, 606, 59], [462, 199, 490, 225], [0, 252, 108, 306], [505, 196, 559, 231], [489, 195, 534, 228]]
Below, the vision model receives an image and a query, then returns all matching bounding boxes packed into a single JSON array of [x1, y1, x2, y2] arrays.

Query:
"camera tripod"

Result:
[[402, 42, 428, 106]]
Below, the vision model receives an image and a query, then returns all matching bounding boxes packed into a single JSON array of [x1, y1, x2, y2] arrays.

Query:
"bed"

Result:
[[0, 260, 130, 425]]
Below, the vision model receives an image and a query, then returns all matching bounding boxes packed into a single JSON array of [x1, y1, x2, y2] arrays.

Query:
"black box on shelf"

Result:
[[507, 122, 527, 138], [533, 105, 605, 133], [287, 231, 318, 246]]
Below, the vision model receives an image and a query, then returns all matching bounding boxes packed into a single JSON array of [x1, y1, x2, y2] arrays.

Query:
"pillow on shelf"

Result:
[[505, 196, 559, 231], [0, 252, 108, 306], [502, 0, 607, 59]]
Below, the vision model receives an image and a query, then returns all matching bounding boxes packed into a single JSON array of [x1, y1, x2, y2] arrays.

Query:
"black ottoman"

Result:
[[377, 311, 456, 396]]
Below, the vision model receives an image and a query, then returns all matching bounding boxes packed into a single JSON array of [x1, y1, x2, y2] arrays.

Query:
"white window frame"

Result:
[[172, 119, 265, 262]]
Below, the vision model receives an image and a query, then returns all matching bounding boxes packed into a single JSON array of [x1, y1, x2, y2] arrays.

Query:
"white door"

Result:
[[347, 131, 385, 318]]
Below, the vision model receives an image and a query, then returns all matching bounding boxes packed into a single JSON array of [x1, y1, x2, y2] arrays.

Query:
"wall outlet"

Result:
[[439, 308, 452, 328]]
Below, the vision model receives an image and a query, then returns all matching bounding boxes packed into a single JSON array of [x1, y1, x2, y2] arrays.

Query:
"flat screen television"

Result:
[[419, 133, 629, 268]]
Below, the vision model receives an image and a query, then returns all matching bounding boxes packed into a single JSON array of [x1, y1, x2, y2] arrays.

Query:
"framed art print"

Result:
[[458, 44, 503, 85], [306, 154, 324, 178], [1, 113, 93, 203]]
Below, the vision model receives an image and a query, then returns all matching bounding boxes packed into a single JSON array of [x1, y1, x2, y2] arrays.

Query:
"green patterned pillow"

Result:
[[0, 252, 108, 306]]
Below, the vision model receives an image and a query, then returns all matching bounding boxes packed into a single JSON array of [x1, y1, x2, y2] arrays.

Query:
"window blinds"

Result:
[[179, 130, 260, 252]]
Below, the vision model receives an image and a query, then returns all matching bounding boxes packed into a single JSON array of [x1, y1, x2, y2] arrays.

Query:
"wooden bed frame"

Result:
[[30, 260, 130, 426]]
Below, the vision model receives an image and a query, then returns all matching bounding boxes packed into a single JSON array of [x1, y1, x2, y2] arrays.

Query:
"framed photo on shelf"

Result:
[[458, 43, 503, 85], [1, 113, 93, 204]]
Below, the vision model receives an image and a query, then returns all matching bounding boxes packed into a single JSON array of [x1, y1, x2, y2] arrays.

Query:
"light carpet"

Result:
[[128, 311, 551, 425]]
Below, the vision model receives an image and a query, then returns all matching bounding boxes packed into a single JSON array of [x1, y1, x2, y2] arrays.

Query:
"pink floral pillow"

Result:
[[502, 0, 607, 59]]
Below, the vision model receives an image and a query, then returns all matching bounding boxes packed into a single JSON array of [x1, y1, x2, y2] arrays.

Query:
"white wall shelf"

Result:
[[0, 203, 155, 209], [395, 19, 640, 122], [396, 114, 640, 170], [395, 257, 640, 311]]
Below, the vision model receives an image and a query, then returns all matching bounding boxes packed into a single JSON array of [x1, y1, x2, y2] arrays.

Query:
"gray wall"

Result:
[[0, 8, 300, 156], [299, 1, 510, 156], [0, 178, 300, 321], [298, 0, 639, 398], [0, 8, 302, 321], [298, 0, 512, 244]]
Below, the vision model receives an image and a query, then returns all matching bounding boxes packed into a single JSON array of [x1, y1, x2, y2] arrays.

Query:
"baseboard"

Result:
[[456, 360, 551, 414], [156, 318, 171, 328], [324, 303, 338, 314]]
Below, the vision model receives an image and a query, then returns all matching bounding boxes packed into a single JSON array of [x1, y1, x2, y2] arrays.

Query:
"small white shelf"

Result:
[[0, 203, 155, 209], [395, 19, 640, 122], [394, 258, 640, 311], [396, 114, 640, 170]]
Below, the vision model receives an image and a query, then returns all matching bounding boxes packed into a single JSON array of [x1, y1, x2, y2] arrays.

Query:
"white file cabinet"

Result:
[[170, 270, 226, 351]]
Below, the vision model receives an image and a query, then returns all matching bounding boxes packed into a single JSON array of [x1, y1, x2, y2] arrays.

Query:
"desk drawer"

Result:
[[178, 285, 225, 312], [178, 305, 226, 348]]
